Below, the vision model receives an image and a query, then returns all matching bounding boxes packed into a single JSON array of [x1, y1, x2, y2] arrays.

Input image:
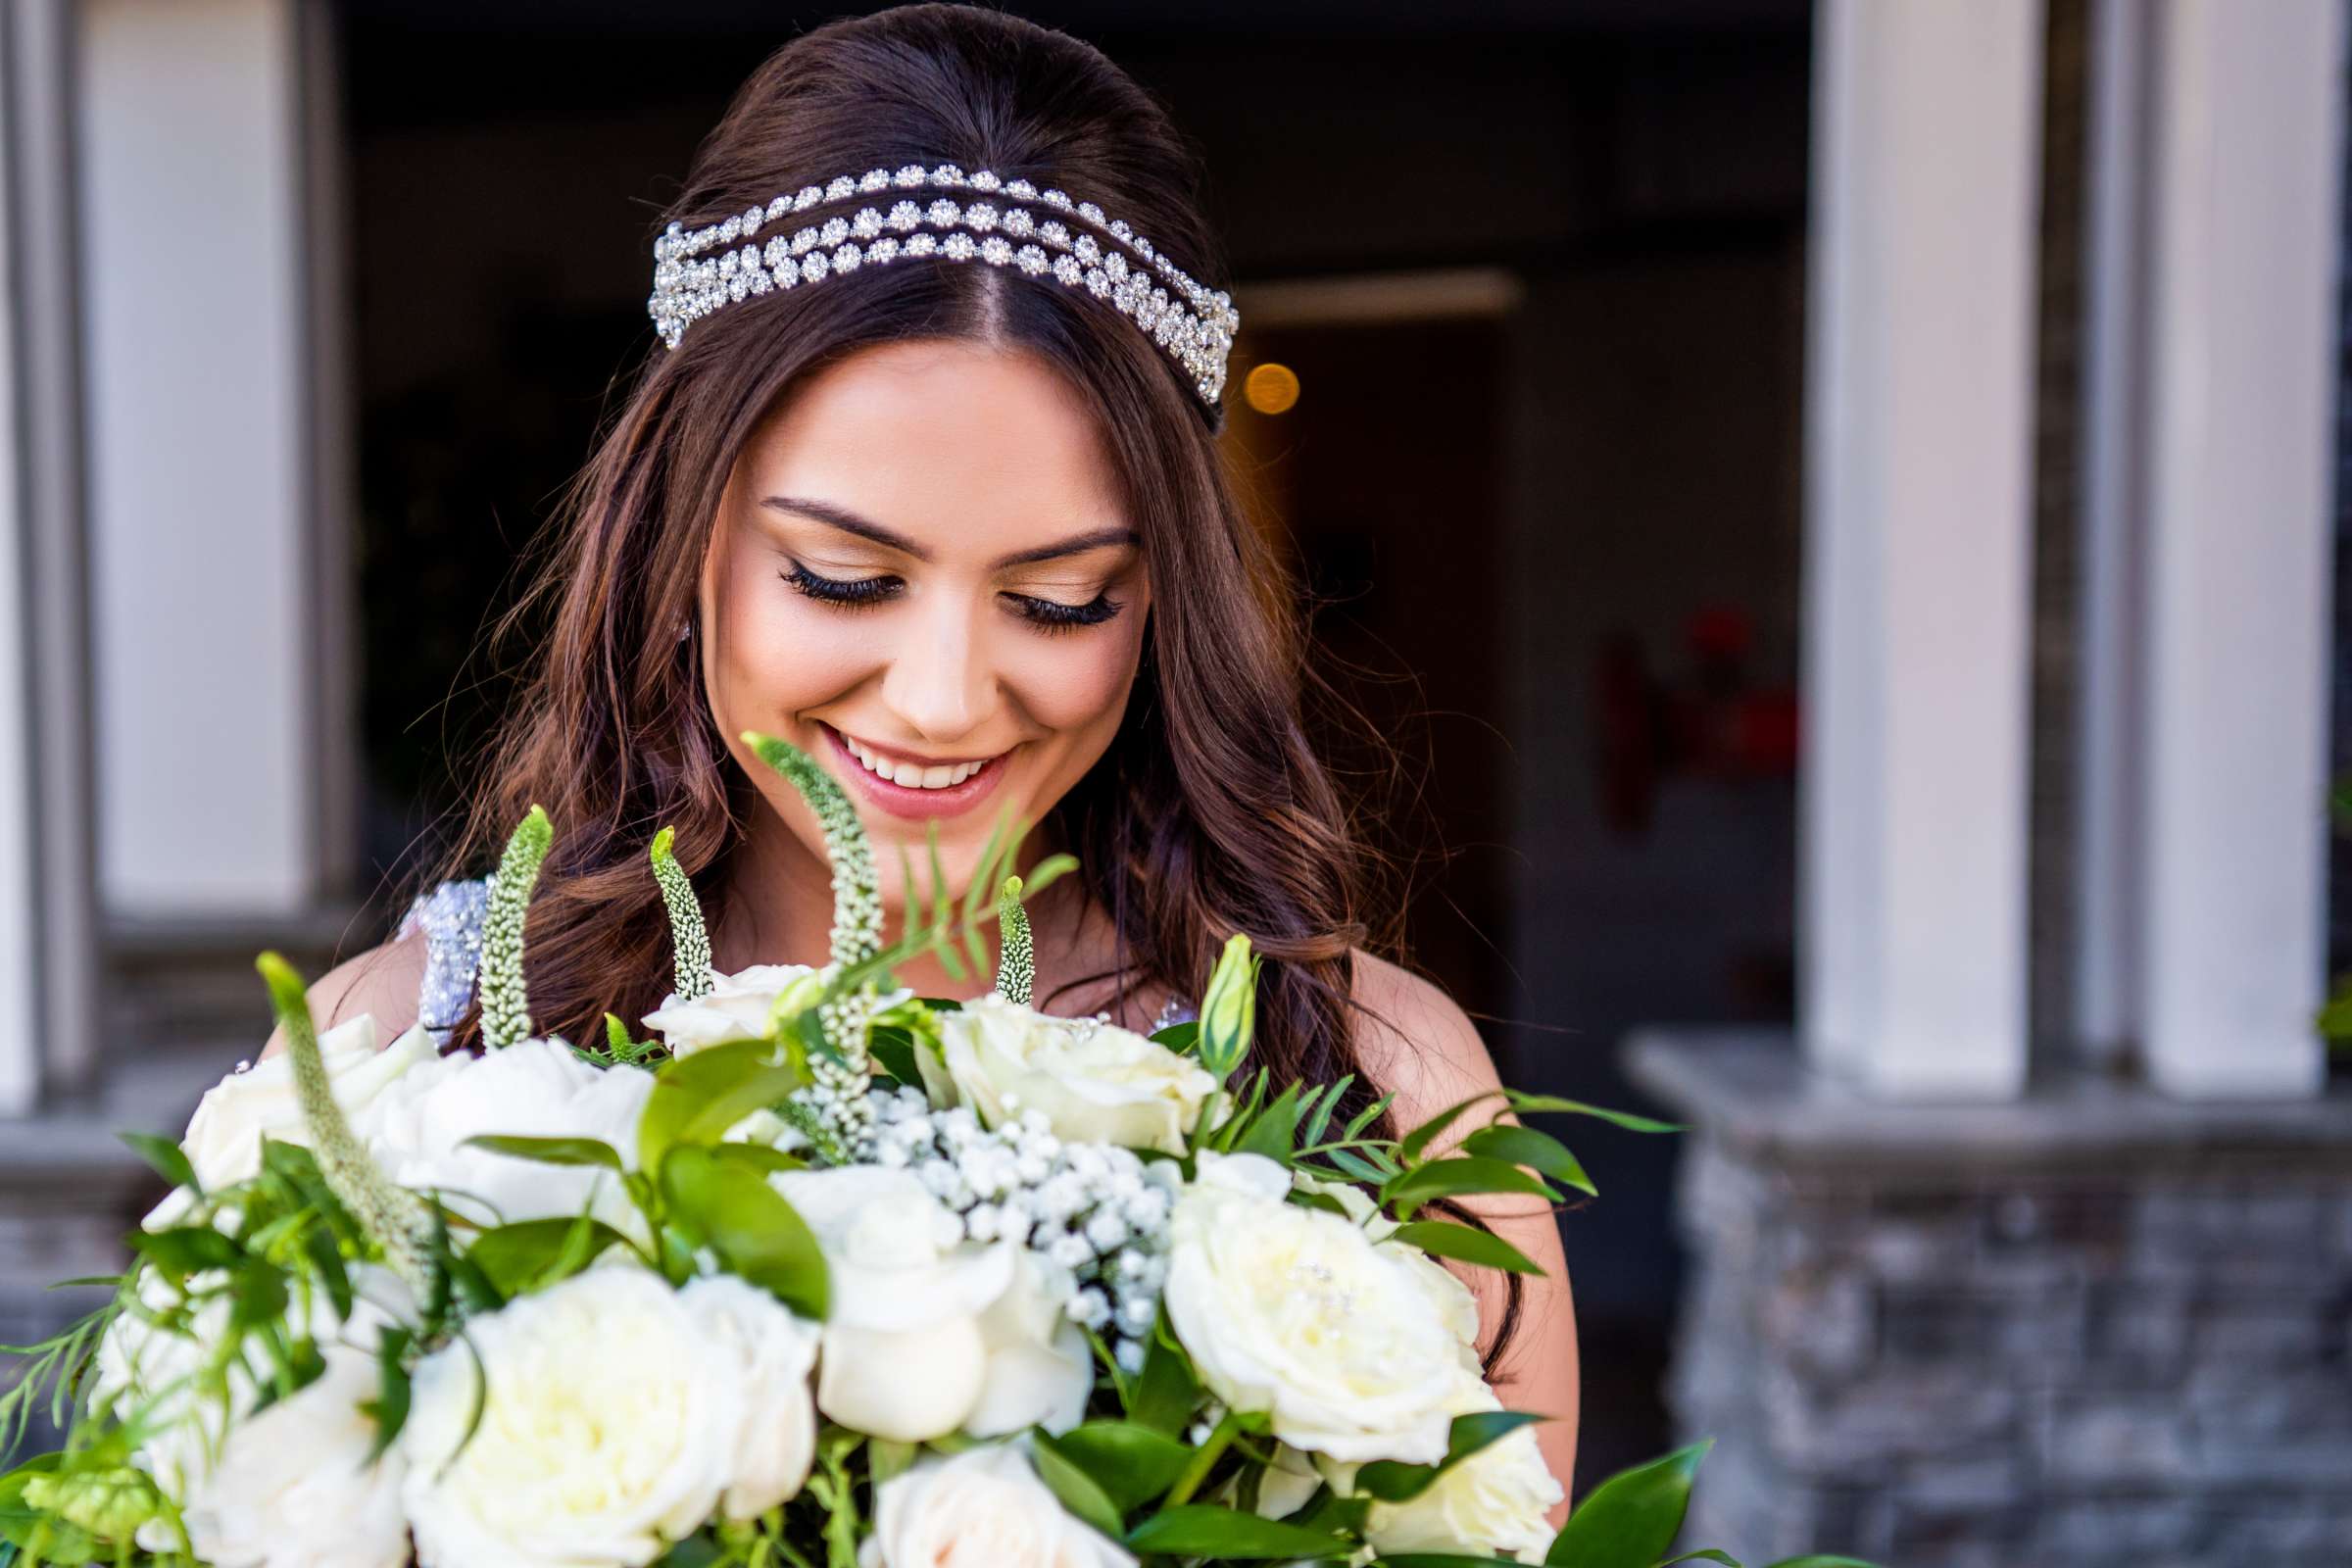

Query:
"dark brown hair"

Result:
[[420, 4, 1400, 1108]]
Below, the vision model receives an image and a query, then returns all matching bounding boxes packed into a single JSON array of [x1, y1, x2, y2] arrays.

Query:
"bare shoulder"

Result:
[[257, 928, 430, 1059], [1348, 948, 1504, 1130]]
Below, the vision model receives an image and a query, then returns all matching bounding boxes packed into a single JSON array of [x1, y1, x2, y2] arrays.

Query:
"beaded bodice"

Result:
[[394, 875, 1198, 1049]]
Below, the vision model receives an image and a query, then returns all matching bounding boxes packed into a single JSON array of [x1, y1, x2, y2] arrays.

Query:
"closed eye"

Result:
[[1004, 590, 1123, 634], [782, 562, 899, 608]]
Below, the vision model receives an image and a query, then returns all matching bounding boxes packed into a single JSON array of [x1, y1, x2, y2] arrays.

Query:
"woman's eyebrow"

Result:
[[761, 494, 1137, 569]]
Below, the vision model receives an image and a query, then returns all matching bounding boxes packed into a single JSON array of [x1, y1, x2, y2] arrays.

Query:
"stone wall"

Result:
[[1627, 1033, 2352, 1568]]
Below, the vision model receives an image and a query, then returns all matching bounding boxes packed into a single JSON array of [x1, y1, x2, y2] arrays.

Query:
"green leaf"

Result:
[[658, 1146, 827, 1318], [128, 1225, 241, 1275], [1124, 1504, 1349, 1560], [1503, 1091, 1682, 1135], [1388, 1219, 1545, 1275], [1545, 1440, 1712, 1568], [460, 1135, 624, 1171], [1656, 1552, 1743, 1566], [1030, 1438, 1126, 1540], [1460, 1124, 1596, 1197], [1398, 1092, 1498, 1163], [1152, 1019, 1200, 1055], [1353, 1410, 1549, 1502], [1382, 1157, 1561, 1217], [361, 1325, 416, 1462], [1234, 1082, 1305, 1162], [1041, 1421, 1191, 1512], [466, 1216, 630, 1296], [868, 1025, 920, 1089], [1128, 1316, 1201, 1435], [638, 1041, 808, 1173], [117, 1132, 197, 1196]]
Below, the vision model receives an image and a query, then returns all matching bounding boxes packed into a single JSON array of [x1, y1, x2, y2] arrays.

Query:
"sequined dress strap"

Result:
[[395, 876, 492, 1049]]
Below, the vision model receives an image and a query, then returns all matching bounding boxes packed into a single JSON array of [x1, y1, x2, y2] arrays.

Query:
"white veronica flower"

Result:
[[1163, 1152, 1463, 1464], [859, 1445, 1135, 1568], [920, 992, 1215, 1155], [400, 1269, 819, 1568]]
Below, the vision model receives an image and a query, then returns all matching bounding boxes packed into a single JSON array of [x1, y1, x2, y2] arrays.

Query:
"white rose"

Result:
[[1164, 1152, 1462, 1464], [364, 1038, 656, 1239], [1359, 1408, 1561, 1561], [1261, 1380, 1562, 1561], [401, 1269, 819, 1568], [643, 964, 820, 1056], [178, 1270, 416, 1568], [148, 1016, 440, 1229], [99, 1265, 415, 1568], [922, 993, 1215, 1155], [859, 1445, 1135, 1568], [772, 1167, 1090, 1443], [1293, 1168, 1483, 1370]]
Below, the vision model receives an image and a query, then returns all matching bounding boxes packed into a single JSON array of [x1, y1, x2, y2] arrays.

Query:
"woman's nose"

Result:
[[880, 595, 992, 742]]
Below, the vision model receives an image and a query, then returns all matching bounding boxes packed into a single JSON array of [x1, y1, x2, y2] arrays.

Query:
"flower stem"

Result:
[[1164, 1408, 1246, 1508]]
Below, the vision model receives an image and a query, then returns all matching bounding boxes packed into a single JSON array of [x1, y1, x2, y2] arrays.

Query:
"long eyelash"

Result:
[[1010, 592, 1124, 635], [783, 562, 899, 609]]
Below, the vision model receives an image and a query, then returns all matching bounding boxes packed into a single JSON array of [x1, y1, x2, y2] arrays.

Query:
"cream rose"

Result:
[[97, 1265, 415, 1568], [1359, 1407, 1561, 1561], [147, 1015, 440, 1229], [1163, 1152, 1463, 1464], [920, 993, 1215, 1155], [772, 1166, 1090, 1443], [642, 963, 821, 1056], [363, 1038, 656, 1239], [859, 1445, 1135, 1568], [177, 1269, 416, 1568], [400, 1269, 819, 1568]]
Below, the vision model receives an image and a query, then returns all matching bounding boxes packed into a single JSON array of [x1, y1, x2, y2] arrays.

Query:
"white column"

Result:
[[2, 0, 103, 1106], [2136, 0, 2342, 1099], [1799, 0, 2044, 1100], [0, 13, 46, 1113], [78, 0, 324, 916]]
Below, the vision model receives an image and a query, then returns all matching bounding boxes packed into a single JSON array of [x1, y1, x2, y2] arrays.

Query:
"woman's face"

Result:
[[700, 338, 1151, 915]]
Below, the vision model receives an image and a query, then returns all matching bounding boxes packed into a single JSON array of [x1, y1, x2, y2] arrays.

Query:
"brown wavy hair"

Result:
[[417, 4, 1406, 1113]]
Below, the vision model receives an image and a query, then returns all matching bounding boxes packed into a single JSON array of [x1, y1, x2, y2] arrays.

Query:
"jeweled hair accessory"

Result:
[[646, 164, 1238, 406]]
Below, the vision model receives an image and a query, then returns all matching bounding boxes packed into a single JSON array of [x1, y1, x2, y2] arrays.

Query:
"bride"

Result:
[[272, 0, 1577, 1508]]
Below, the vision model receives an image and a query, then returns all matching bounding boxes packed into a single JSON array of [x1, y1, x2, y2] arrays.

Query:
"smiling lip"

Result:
[[815, 721, 1016, 822]]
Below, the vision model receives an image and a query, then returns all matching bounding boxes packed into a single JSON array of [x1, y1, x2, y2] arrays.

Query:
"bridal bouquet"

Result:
[[0, 733, 1815, 1568]]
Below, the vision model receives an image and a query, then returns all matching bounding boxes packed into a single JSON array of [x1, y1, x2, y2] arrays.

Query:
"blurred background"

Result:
[[0, 0, 2347, 1562]]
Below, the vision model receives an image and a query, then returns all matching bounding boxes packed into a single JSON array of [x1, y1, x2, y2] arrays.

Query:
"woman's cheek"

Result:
[[1001, 615, 1146, 733], [713, 585, 878, 725]]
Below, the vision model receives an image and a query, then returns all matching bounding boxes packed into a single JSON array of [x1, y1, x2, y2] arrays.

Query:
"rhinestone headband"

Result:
[[646, 164, 1239, 406]]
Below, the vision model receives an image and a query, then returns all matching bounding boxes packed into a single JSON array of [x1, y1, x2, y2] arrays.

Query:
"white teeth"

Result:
[[838, 731, 996, 790]]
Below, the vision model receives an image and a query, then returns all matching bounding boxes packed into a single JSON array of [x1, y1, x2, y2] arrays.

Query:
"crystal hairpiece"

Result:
[[646, 164, 1238, 406]]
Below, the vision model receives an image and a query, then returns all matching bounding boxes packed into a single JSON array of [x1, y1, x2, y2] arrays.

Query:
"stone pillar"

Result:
[[1799, 0, 2045, 1100]]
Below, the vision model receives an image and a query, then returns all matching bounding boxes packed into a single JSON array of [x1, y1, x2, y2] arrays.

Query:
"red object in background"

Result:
[[1593, 606, 1799, 837]]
